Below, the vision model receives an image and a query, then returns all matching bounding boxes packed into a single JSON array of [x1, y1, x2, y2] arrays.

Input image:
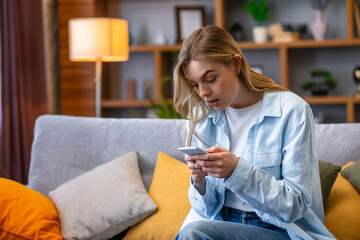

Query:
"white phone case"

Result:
[[178, 146, 208, 156]]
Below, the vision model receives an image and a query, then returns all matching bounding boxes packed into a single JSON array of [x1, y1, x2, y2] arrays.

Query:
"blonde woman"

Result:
[[173, 25, 335, 240]]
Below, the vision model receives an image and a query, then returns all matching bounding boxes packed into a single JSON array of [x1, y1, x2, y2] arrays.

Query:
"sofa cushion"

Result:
[[0, 178, 62, 239], [318, 160, 341, 205], [49, 151, 157, 240], [324, 162, 360, 239], [341, 161, 360, 193], [123, 152, 191, 240]]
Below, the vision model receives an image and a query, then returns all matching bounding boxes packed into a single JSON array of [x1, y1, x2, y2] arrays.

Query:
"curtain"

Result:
[[0, 0, 49, 184]]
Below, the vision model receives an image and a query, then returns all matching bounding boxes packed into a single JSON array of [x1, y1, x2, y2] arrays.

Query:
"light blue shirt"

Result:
[[183, 91, 335, 240]]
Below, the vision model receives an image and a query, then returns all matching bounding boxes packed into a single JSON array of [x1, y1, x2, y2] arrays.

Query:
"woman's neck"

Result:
[[230, 87, 263, 109]]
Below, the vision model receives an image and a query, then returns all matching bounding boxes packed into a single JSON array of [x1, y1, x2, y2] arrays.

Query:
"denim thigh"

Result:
[[175, 207, 291, 240]]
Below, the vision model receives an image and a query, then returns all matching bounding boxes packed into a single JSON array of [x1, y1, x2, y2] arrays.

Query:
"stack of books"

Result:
[[268, 23, 301, 43]]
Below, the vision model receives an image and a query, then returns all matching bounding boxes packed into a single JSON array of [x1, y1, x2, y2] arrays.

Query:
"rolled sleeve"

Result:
[[224, 157, 254, 192]]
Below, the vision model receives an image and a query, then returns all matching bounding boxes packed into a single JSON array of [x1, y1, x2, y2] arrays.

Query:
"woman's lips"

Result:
[[207, 99, 219, 107]]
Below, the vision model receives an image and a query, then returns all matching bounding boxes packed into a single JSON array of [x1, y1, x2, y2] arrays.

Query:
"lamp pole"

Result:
[[95, 58, 102, 117], [68, 18, 129, 117]]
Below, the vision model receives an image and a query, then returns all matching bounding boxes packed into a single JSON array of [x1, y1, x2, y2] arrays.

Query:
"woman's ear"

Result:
[[232, 54, 242, 74]]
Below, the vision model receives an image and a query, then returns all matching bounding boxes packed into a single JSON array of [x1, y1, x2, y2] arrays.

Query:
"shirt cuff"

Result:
[[224, 157, 254, 193], [189, 176, 216, 200]]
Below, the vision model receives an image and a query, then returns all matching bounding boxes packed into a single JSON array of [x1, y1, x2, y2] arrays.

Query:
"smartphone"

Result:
[[178, 146, 208, 156]]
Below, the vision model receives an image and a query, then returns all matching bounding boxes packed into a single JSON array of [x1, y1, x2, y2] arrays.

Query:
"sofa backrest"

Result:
[[28, 115, 187, 197], [314, 123, 360, 166], [28, 115, 360, 197]]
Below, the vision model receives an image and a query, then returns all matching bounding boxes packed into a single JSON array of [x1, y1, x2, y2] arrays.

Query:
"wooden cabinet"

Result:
[[59, 0, 360, 122]]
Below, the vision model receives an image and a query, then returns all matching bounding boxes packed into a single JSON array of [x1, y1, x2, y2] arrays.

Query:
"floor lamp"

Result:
[[68, 18, 129, 117]]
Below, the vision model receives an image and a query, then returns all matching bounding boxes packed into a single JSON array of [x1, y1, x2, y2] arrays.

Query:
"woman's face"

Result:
[[184, 59, 242, 110]]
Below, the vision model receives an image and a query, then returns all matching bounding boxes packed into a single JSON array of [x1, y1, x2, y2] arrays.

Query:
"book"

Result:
[[268, 23, 301, 43], [354, 0, 360, 37]]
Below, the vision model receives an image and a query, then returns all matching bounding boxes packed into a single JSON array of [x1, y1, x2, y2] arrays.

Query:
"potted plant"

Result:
[[146, 74, 183, 119], [245, 0, 269, 43], [302, 69, 336, 96], [147, 95, 183, 119]]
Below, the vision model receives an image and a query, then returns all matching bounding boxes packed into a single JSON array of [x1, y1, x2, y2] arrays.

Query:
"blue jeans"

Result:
[[175, 206, 291, 240]]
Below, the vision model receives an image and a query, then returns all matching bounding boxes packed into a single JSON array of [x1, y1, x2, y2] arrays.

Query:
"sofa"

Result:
[[1, 114, 359, 240]]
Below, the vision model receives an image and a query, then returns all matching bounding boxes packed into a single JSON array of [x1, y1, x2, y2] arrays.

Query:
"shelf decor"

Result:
[[245, 0, 269, 43], [175, 6, 206, 43], [310, 0, 330, 41], [353, 65, 360, 97], [302, 69, 336, 96], [354, 0, 360, 37], [127, 79, 137, 100]]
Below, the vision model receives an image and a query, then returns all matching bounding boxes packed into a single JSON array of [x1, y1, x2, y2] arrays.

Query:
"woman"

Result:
[[173, 25, 335, 240]]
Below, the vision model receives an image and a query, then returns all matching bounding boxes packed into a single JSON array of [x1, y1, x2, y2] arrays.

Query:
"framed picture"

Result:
[[176, 6, 206, 43]]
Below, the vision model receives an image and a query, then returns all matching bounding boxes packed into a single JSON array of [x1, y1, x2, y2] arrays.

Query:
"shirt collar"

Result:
[[206, 91, 282, 123], [259, 91, 282, 119]]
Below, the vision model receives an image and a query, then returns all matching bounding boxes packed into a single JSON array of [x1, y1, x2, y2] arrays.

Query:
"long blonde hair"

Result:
[[173, 25, 288, 146]]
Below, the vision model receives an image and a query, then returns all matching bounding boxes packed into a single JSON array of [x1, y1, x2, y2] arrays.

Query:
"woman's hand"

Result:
[[185, 155, 208, 195], [192, 146, 239, 178]]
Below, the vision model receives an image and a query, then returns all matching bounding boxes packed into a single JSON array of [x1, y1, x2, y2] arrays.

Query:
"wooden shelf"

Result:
[[303, 96, 360, 104], [102, 100, 151, 108], [102, 98, 174, 108], [302, 96, 360, 123], [130, 39, 360, 52], [237, 39, 360, 50], [58, 0, 360, 122], [130, 44, 182, 53], [103, 97, 360, 107]]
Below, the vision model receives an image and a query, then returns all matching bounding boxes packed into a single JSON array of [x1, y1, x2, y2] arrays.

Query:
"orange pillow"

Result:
[[324, 162, 360, 240], [123, 152, 191, 240], [0, 178, 62, 240]]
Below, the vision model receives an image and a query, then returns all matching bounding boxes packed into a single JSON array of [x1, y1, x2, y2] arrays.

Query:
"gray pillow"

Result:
[[318, 159, 341, 206], [341, 161, 360, 193], [49, 151, 157, 240]]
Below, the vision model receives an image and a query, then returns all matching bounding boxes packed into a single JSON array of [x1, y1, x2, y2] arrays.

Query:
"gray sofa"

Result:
[[27, 114, 360, 238]]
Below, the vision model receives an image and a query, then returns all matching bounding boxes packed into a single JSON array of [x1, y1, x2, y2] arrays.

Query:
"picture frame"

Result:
[[176, 6, 206, 43]]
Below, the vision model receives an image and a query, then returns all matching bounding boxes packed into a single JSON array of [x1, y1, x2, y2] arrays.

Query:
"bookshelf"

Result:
[[58, 0, 360, 122]]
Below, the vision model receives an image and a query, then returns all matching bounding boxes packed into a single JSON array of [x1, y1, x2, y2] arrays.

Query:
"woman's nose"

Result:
[[199, 85, 210, 98]]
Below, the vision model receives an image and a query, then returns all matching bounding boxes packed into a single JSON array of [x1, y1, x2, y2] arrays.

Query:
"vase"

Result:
[[252, 26, 268, 43], [153, 29, 168, 45], [311, 10, 328, 41]]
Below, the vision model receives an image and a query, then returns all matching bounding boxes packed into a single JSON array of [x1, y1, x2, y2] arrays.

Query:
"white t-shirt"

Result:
[[224, 100, 262, 211]]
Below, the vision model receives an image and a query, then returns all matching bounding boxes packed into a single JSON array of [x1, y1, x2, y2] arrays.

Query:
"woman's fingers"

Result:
[[190, 150, 239, 178], [207, 146, 226, 153], [186, 159, 208, 180], [185, 146, 238, 178]]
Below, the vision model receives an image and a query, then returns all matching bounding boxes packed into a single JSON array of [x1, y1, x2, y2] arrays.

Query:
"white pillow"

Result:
[[49, 151, 157, 240]]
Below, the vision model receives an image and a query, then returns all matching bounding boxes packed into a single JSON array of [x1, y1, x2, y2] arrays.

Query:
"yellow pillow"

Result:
[[124, 152, 191, 240], [0, 178, 62, 240], [324, 162, 360, 240]]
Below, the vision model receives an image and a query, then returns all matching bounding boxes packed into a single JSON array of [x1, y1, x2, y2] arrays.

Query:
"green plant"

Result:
[[149, 96, 183, 119], [302, 69, 336, 95], [245, 0, 269, 23], [147, 74, 182, 119], [311, 0, 330, 10]]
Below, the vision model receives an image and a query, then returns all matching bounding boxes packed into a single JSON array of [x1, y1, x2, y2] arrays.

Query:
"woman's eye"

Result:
[[207, 77, 216, 83], [191, 84, 198, 88]]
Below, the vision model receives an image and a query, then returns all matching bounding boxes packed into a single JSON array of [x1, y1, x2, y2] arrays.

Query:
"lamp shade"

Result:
[[69, 18, 129, 62]]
